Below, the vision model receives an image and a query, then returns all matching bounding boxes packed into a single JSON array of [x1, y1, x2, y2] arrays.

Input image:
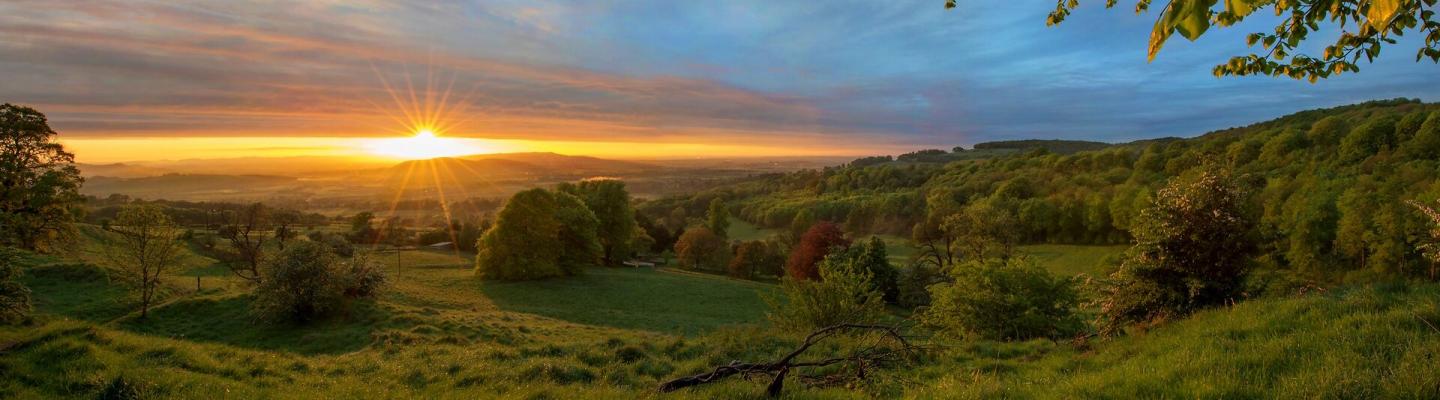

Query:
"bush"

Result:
[[766, 259, 887, 331], [0, 247, 33, 324], [921, 258, 1083, 340], [817, 236, 898, 302], [341, 252, 387, 298], [252, 242, 383, 323], [1094, 165, 1254, 335]]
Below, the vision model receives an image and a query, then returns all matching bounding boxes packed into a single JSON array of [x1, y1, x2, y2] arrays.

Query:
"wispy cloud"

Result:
[[2, 0, 1437, 156]]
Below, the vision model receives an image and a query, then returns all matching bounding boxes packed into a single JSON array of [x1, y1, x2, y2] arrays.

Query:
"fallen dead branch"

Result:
[[656, 323, 921, 397]]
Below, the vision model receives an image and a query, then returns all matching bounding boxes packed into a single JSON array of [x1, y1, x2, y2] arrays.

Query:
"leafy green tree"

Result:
[[1339, 115, 1398, 162], [1307, 115, 1350, 146], [475, 189, 592, 281], [953, 0, 1440, 81], [943, 202, 1020, 262], [817, 236, 899, 302], [553, 191, 603, 274], [706, 198, 730, 239], [674, 227, 730, 271], [1401, 112, 1440, 158], [729, 240, 783, 279], [105, 205, 184, 319], [559, 179, 637, 265], [0, 104, 84, 252], [922, 257, 1082, 340], [0, 247, 32, 324], [765, 261, 887, 332], [1095, 165, 1254, 335]]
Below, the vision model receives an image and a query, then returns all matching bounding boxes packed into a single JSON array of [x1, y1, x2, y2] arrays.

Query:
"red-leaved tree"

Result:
[[785, 221, 849, 281]]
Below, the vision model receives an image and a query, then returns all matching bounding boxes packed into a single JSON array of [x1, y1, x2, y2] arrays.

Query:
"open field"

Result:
[[6, 242, 1437, 398]]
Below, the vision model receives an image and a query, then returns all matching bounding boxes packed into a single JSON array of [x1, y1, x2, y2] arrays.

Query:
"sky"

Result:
[[2, 0, 1438, 162]]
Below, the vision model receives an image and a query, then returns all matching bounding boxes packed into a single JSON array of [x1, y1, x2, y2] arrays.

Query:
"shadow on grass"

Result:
[[22, 263, 133, 323], [117, 295, 387, 355], [480, 267, 773, 335]]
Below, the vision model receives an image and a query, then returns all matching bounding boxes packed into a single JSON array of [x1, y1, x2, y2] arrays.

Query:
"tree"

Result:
[[105, 205, 184, 319], [553, 191, 603, 274], [348, 211, 377, 243], [271, 209, 301, 250], [559, 179, 637, 265], [1401, 112, 1440, 159], [1095, 165, 1255, 335], [922, 257, 1082, 340], [816, 236, 899, 302], [943, 202, 1020, 263], [674, 227, 730, 271], [729, 240, 784, 279], [218, 203, 269, 283], [786, 221, 850, 281], [0, 104, 84, 252], [706, 198, 731, 238], [475, 189, 566, 281], [0, 247, 32, 324], [951, 0, 1440, 81]]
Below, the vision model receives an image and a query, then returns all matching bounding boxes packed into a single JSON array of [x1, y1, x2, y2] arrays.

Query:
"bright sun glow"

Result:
[[364, 128, 487, 159]]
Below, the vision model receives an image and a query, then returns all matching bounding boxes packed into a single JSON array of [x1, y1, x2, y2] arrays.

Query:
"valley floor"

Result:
[[2, 242, 1437, 399]]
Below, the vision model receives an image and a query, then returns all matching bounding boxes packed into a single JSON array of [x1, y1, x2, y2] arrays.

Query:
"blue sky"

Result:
[[1, 0, 1437, 158]]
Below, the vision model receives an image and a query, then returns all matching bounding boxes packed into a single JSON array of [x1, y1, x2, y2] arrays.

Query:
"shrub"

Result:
[[922, 258, 1083, 340], [252, 242, 381, 323], [766, 259, 887, 331], [341, 252, 387, 298], [1094, 165, 1255, 335], [896, 263, 940, 308], [817, 236, 898, 302], [0, 247, 33, 324]]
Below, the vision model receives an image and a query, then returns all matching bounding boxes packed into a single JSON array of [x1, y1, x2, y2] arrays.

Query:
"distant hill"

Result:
[[76, 163, 171, 178], [462, 152, 653, 172], [82, 174, 300, 200], [390, 153, 651, 179]]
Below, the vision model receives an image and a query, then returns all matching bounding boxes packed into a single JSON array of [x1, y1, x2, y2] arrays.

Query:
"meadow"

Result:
[[3, 226, 1435, 399]]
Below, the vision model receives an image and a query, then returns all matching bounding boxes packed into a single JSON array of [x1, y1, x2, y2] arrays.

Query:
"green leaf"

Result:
[[1367, 0, 1402, 30], [1224, 0, 1259, 19], [1174, 0, 1218, 41]]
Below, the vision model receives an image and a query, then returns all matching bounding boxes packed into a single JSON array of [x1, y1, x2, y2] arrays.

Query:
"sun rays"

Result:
[[362, 63, 496, 260]]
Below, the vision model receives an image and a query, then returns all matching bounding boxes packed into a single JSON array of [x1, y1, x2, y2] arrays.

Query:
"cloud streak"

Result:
[[2, 0, 1438, 157]]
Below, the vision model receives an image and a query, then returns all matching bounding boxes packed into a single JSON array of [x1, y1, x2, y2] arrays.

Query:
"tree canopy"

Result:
[[947, 0, 1440, 81], [0, 104, 84, 252]]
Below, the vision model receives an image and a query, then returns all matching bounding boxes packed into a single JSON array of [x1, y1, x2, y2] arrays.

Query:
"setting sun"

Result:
[[363, 129, 488, 160]]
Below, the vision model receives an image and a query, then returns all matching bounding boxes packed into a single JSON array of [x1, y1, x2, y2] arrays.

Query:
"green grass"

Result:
[[1019, 244, 1127, 276], [910, 283, 1440, 399], [4, 233, 1437, 399], [727, 219, 778, 242]]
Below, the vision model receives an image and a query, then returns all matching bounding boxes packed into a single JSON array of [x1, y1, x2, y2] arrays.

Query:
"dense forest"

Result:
[[642, 99, 1440, 284]]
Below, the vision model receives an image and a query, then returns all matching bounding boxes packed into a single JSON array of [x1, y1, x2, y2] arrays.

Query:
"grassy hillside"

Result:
[[912, 283, 1440, 399], [5, 245, 1436, 398]]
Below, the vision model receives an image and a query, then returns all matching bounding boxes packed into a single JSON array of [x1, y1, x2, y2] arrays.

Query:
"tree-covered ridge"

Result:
[[644, 98, 1440, 283]]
